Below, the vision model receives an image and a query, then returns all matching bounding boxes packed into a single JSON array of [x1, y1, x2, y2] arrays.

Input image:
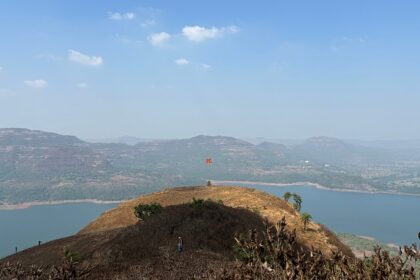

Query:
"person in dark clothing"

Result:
[[177, 236, 183, 252]]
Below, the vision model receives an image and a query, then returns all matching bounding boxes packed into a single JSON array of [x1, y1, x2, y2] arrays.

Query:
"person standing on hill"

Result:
[[177, 237, 183, 253]]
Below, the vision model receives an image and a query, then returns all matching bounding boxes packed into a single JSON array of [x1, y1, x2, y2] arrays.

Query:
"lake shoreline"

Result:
[[2, 180, 419, 210], [212, 180, 420, 197], [0, 199, 125, 211]]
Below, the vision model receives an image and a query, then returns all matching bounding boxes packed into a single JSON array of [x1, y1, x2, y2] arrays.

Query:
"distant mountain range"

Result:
[[244, 137, 420, 150], [84, 136, 169, 145], [1, 128, 420, 204], [86, 135, 420, 149]]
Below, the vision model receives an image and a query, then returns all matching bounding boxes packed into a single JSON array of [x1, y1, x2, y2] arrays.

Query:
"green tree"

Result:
[[292, 193, 302, 212], [283, 192, 292, 202], [134, 203, 163, 220], [300, 212, 312, 231]]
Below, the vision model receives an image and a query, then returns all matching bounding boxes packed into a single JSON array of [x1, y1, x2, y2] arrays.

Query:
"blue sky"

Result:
[[0, 0, 419, 139]]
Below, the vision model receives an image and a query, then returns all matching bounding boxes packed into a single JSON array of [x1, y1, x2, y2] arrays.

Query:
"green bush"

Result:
[[188, 197, 205, 208], [292, 193, 302, 212], [283, 192, 292, 202], [134, 203, 163, 220], [300, 212, 312, 231], [63, 246, 83, 262]]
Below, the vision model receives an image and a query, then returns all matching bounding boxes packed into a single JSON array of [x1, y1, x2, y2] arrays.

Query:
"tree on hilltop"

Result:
[[283, 192, 292, 202], [300, 212, 312, 231], [292, 193, 302, 212]]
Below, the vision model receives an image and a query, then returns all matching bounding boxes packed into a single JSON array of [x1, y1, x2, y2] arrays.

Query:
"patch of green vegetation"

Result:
[[63, 246, 83, 262], [134, 203, 163, 220], [337, 233, 390, 252], [282, 192, 303, 212], [188, 197, 206, 208], [300, 212, 312, 231]]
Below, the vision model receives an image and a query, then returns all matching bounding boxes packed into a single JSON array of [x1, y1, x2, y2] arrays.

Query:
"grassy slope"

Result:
[[80, 185, 353, 257]]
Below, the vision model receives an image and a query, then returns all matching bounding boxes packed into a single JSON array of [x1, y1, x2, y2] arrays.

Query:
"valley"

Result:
[[2, 128, 420, 204]]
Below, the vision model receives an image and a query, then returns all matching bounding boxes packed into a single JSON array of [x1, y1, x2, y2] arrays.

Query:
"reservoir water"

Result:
[[1, 184, 420, 259], [223, 183, 420, 247], [0, 202, 117, 258]]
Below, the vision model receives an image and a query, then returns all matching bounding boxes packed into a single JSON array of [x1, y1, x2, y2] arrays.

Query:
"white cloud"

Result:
[[109, 12, 135, 20], [0, 66, 3, 72], [148, 32, 171, 47], [175, 58, 189, 65], [182, 25, 238, 42], [68, 50, 103, 67], [202, 64, 211, 69], [77, 82, 88, 88], [24, 79, 48, 89]]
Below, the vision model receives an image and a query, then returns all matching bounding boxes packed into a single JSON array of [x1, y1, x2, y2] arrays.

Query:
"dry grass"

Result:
[[1, 202, 269, 279], [211, 218, 419, 280], [80, 185, 351, 257]]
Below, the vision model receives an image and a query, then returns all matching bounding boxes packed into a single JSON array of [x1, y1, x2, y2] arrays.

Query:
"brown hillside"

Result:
[[2, 202, 268, 278], [3, 201, 416, 279], [80, 185, 352, 257]]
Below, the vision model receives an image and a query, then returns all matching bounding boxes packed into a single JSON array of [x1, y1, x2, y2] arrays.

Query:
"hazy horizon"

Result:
[[1, 1, 420, 140], [5, 127, 420, 143]]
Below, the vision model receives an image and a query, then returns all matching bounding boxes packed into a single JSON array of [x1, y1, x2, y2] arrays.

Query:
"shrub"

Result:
[[300, 212, 312, 231], [283, 192, 292, 202], [63, 246, 84, 262], [214, 217, 419, 279], [292, 193, 302, 212], [188, 197, 206, 208], [134, 203, 163, 220], [0, 258, 92, 279]]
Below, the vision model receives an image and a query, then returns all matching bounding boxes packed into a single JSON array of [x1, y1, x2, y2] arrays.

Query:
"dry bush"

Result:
[[211, 217, 419, 280], [0, 259, 92, 280]]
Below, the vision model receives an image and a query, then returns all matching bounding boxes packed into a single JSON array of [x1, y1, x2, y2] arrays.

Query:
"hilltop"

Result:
[[0, 128, 84, 146], [80, 186, 350, 256]]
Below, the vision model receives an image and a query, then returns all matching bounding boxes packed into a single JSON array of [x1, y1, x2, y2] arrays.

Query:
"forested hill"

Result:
[[1, 128, 420, 204]]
